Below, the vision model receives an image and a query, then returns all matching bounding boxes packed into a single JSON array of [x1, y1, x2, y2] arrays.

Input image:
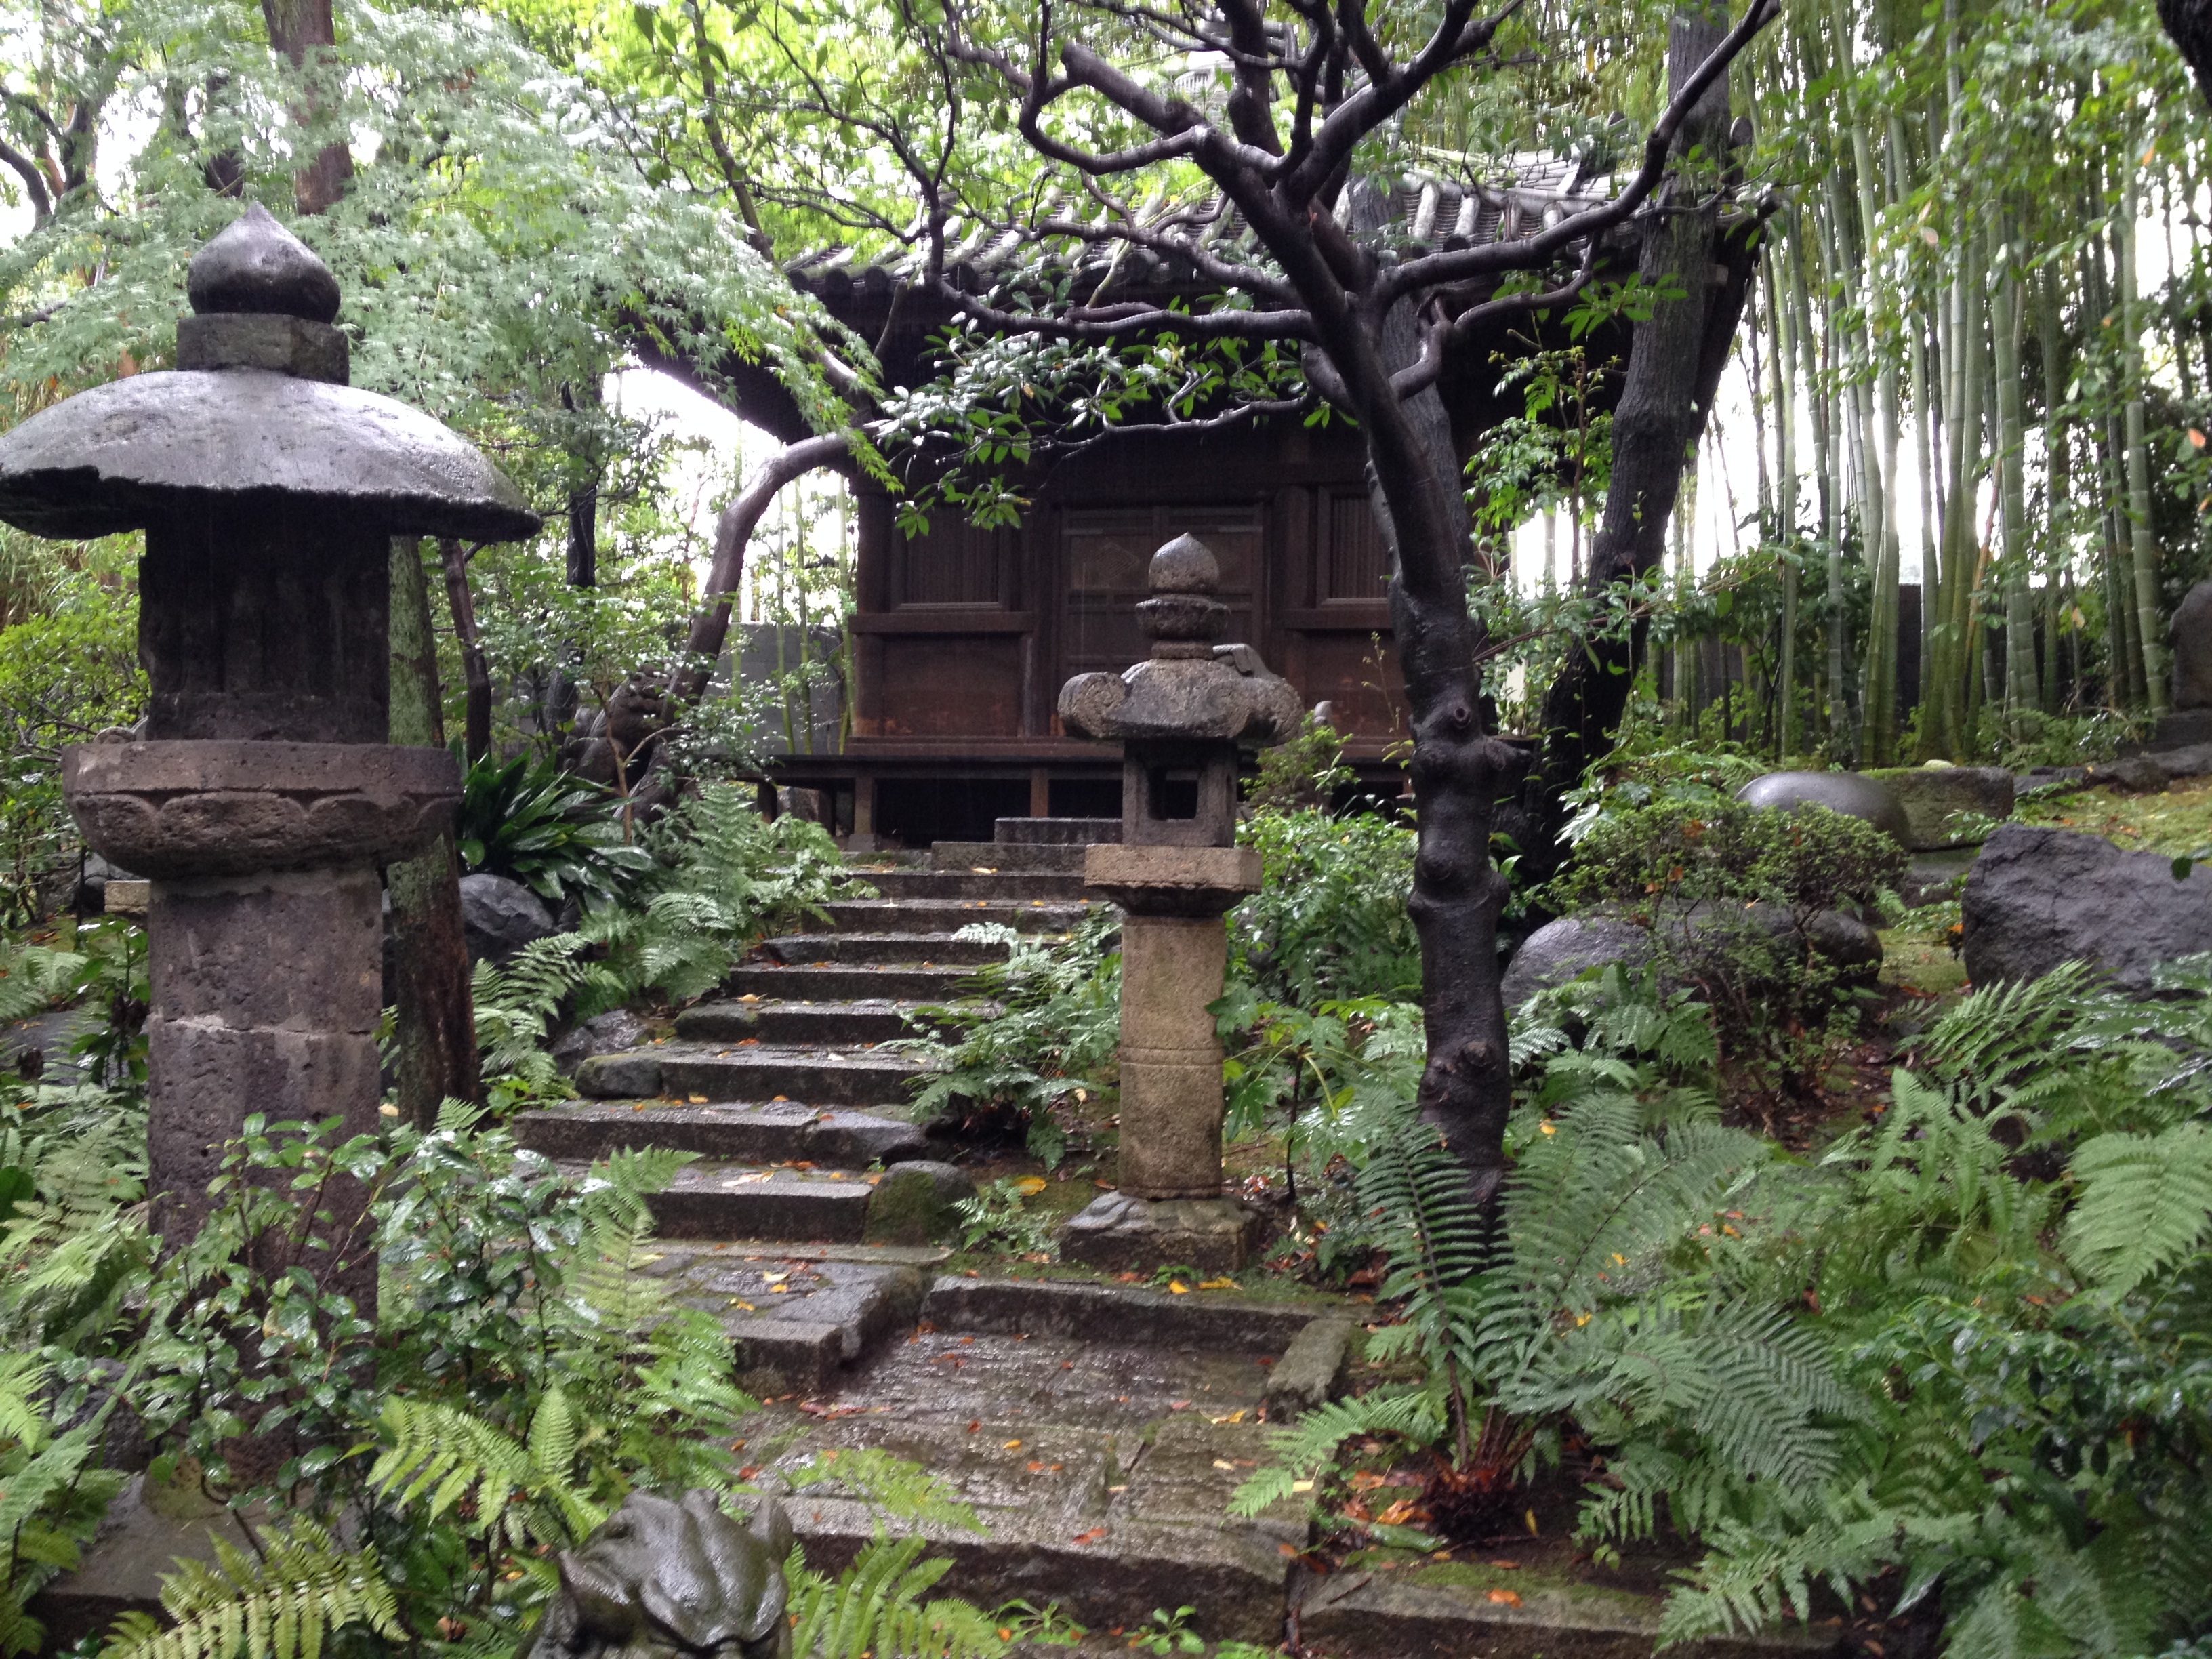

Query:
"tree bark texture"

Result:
[[438, 537, 494, 764], [672, 433, 849, 705], [260, 0, 352, 216], [1531, 5, 1747, 869], [388, 538, 480, 1126]]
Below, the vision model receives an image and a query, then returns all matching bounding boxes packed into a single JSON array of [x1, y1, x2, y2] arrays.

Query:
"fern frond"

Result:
[[787, 1536, 1004, 1659], [2063, 1124, 2212, 1296], [1229, 1387, 1443, 1516], [101, 1518, 400, 1659]]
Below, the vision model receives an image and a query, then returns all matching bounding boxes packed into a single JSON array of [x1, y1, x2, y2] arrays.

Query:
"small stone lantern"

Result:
[[1054, 534, 1300, 1271], [0, 207, 538, 1340]]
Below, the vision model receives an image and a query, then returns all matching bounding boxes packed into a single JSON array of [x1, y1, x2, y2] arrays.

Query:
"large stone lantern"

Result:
[[0, 205, 539, 1330], [1054, 535, 1299, 1271]]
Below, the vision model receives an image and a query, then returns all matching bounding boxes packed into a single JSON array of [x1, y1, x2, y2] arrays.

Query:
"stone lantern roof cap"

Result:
[[1058, 533, 1303, 747], [0, 204, 540, 544]]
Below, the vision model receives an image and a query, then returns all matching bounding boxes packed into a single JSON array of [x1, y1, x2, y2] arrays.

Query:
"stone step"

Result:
[[817, 899, 1091, 935], [861, 869, 1088, 901], [575, 1043, 933, 1107], [518, 1101, 927, 1166], [994, 816, 1122, 846], [759, 931, 1016, 967], [930, 840, 1086, 874], [674, 999, 968, 1047], [722, 963, 987, 1002], [577, 1158, 877, 1242], [644, 1243, 936, 1395], [845, 849, 930, 869]]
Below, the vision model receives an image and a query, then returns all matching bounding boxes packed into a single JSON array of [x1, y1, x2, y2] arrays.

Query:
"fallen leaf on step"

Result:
[[1014, 1176, 1048, 1195], [1003, 1439, 1023, 1450], [1212, 1460, 1235, 1471], [1169, 1399, 1193, 1410], [1486, 1590, 1522, 1607], [1167, 1282, 1190, 1294], [1198, 1277, 1237, 1290], [966, 1419, 981, 1432], [1071, 1528, 1108, 1545], [1028, 1460, 1046, 1473], [689, 1095, 708, 1104]]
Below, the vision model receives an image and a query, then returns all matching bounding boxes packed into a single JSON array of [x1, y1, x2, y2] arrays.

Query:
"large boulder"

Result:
[[1863, 764, 2015, 850], [2172, 578, 2212, 711], [459, 872, 557, 966], [1962, 823, 2212, 994], [1500, 916, 1654, 1005], [1736, 769, 1912, 848]]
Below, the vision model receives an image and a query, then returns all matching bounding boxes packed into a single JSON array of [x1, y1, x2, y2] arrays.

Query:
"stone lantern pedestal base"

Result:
[[1058, 1191, 1266, 1273]]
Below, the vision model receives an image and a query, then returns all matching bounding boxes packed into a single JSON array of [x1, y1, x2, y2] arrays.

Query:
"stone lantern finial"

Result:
[[187, 201, 343, 322]]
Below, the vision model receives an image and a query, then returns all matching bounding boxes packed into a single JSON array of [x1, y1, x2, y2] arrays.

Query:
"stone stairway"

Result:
[[513, 832, 1096, 1384], [500, 822, 1838, 1655]]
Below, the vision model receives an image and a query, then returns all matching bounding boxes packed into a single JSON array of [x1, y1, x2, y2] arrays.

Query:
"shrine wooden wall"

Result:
[[846, 419, 1410, 759]]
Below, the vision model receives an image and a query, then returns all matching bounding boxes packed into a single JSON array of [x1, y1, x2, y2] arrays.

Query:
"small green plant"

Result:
[[1130, 1605, 1204, 1655], [1233, 806, 1419, 1006], [455, 747, 652, 910], [1244, 712, 1353, 813], [1553, 797, 1905, 1096], [903, 907, 1122, 1166], [951, 1178, 1058, 1257]]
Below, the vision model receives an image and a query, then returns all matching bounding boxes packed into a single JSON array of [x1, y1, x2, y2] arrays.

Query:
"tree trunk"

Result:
[[1991, 224, 2034, 727], [387, 539, 480, 1126], [1532, 1, 1745, 858], [260, 0, 352, 215], [673, 434, 849, 705], [1768, 244, 1799, 755], [2120, 159, 2168, 714], [439, 537, 494, 764]]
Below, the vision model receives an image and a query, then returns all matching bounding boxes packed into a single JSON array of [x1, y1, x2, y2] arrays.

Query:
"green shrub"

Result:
[[1233, 805, 1419, 1005], [1243, 712, 1353, 814], [453, 748, 652, 910], [903, 907, 1122, 1167], [1553, 798, 1905, 1092]]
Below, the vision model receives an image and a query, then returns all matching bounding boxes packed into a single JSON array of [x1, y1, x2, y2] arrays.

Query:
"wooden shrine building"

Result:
[[664, 162, 1698, 846]]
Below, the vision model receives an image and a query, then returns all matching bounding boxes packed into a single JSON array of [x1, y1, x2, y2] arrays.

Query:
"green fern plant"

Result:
[[787, 1534, 1006, 1659], [100, 1517, 401, 1659]]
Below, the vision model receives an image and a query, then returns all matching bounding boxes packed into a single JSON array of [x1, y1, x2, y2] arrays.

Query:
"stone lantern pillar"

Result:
[[0, 207, 538, 1341], [1054, 535, 1300, 1272]]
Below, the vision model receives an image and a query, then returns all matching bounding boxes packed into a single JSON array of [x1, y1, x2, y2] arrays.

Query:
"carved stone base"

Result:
[[62, 739, 459, 878], [1057, 1192, 1267, 1275]]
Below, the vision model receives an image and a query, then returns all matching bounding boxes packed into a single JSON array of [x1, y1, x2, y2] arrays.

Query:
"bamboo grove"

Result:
[[1646, 0, 2206, 764]]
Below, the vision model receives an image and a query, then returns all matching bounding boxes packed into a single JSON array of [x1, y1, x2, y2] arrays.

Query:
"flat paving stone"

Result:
[[861, 871, 1086, 901], [674, 998, 976, 1046], [819, 899, 1091, 934], [518, 1101, 926, 1165], [723, 964, 982, 1001], [571, 1159, 876, 1242], [766, 931, 1020, 966], [753, 1330, 1296, 1644]]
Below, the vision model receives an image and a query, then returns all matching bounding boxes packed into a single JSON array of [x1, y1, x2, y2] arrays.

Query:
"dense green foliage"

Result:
[[1555, 796, 1906, 1089], [1231, 956, 2212, 1655], [453, 750, 652, 910]]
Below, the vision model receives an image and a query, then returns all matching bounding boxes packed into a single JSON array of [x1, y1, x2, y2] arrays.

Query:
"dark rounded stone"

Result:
[[1148, 533, 1220, 594], [2085, 754, 2169, 794], [1963, 823, 2212, 994], [186, 203, 342, 323], [1805, 909, 1883, 979], [1500, 916, 1655, 1005], [1736, 770, 1912, 848], [458, 872, 557, 966], [2173, 578, 2212, 711]]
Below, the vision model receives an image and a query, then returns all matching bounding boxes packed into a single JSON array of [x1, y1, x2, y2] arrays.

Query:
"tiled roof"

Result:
[[780, 158, 1623, 301]]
